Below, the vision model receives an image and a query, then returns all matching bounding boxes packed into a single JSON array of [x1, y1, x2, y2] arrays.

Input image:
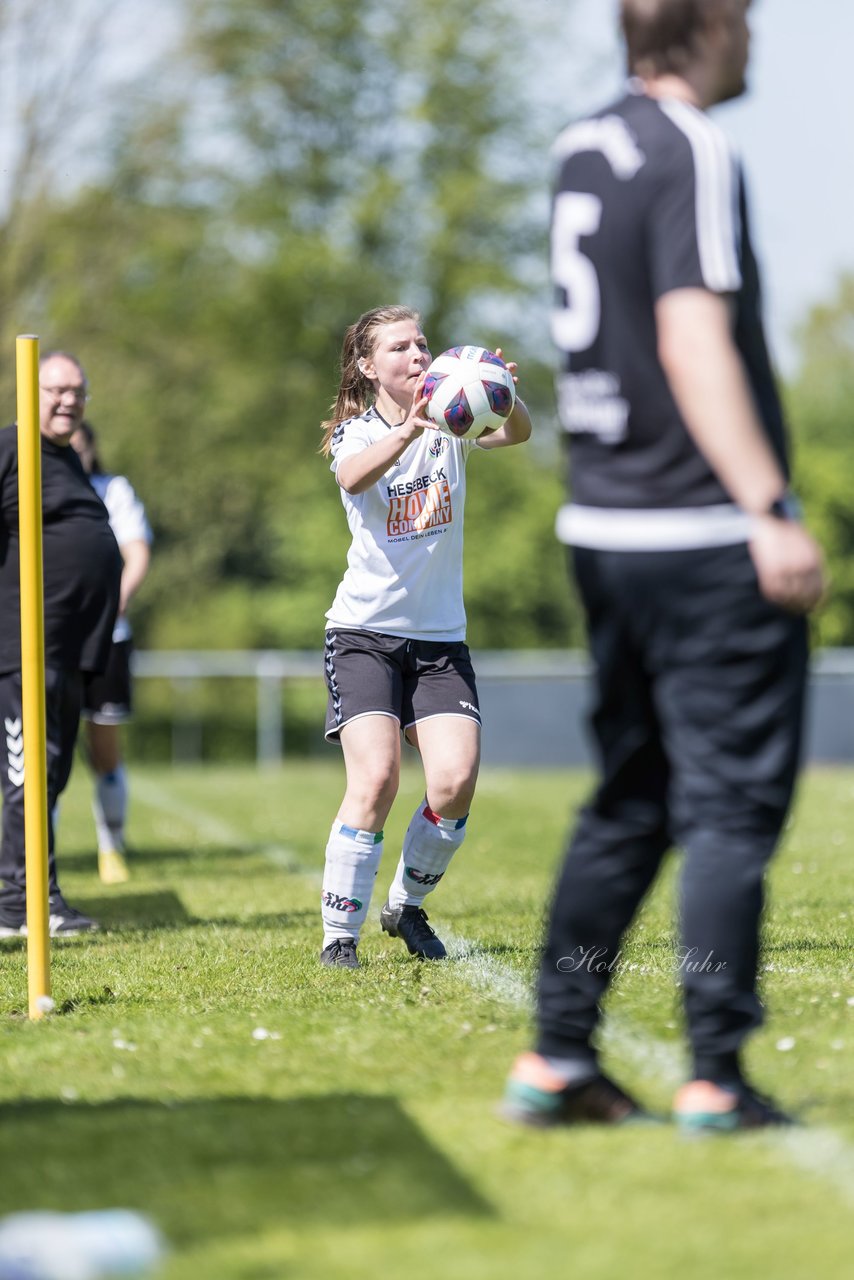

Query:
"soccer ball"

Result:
[[422, 346, 516, 440]]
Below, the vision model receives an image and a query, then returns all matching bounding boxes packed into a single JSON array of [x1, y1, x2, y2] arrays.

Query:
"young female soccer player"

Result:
[[317, 304, 532, 967]]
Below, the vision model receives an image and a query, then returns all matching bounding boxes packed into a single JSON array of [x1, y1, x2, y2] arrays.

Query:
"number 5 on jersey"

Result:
[[551, 192, 603, 354]]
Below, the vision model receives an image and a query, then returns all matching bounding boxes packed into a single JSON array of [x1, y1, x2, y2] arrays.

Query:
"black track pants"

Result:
[[0, 668, 83, 906], [536, 543, 809, 1066]]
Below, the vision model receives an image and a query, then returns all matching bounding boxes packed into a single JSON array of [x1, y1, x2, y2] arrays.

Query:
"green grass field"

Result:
[[1, 761, 852, 1279]]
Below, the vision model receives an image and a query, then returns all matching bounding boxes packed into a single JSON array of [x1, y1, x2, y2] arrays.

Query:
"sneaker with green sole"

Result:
[[673, 1080, 794, 1133], [501, 1053, 649, 1127]]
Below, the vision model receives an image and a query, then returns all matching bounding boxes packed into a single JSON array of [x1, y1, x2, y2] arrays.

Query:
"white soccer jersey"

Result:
[[325, 408, 479, 642], [90, 473, 152, 643]]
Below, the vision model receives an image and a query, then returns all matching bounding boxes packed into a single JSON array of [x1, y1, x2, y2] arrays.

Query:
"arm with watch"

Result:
[[655, 287, 826, 614]]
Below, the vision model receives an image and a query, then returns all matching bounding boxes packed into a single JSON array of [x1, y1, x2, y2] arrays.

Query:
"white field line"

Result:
[[769, 1127, 854, 1204], [132, 776, 308, 873], [446, 929, 854, 1203], [133, 776, 249, 846], [444, 930, 532, 1008]]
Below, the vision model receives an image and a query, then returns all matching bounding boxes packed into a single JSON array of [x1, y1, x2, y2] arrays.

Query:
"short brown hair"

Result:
[[620, 0, 733, 77]]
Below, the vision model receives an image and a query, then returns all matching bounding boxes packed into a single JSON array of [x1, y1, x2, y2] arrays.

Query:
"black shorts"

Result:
[[81, 639, 133, 725], [323, 629, 481, 743]]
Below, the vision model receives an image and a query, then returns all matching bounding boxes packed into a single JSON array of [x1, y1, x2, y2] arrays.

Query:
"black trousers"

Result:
[[536, 543, 809, 1073], [0, 667, 83, 906]]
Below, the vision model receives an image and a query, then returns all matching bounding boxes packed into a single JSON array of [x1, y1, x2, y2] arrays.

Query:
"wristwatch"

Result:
[[764, 492, 801, 521]]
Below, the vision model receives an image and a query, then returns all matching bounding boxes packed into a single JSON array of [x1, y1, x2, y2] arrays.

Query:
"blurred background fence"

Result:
[[130, 649, 854, 767]]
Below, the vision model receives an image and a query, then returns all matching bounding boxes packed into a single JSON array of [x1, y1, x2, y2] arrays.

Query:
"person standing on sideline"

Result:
[[318, 305, 532, 968], [71, 422, 152, 886], [503, 0, 825, 1130], [0, 352, 122, 936]]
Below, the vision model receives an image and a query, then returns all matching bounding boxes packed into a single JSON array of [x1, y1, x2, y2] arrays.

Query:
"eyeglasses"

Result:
[[39, 384, 89, 403]]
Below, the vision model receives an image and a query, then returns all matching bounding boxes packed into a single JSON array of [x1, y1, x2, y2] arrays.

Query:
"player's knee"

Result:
[[427, 764, 478, 817], [351, 763, 399, 815]]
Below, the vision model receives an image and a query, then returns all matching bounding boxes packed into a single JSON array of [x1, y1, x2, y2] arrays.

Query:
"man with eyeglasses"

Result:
[[0, 351, 122, 937]]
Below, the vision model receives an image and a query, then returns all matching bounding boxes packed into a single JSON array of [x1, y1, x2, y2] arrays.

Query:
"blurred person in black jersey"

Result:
[[503, 0, 825, 1131], [0, 352, 121, 937]]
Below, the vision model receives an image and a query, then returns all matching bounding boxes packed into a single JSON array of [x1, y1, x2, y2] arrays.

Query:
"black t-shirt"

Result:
[[551, 86, 787, 512], [0, 424, 122, 674]]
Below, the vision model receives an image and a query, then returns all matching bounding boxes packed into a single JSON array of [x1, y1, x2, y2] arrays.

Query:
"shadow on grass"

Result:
[[185, 912, 319, 931], [56, 847, 200, 873], [74, 891, 192, 931], [78, 894, 316, 934], [57, 845, 306, 874], [449, 940, 538, 962], [0, 893, 191, 956], [0, 893, 319, 943], [0, 1095, 492, 1242], [764, 938, 851, 955]]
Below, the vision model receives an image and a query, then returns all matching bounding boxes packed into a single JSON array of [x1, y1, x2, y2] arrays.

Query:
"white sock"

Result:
[[321, 821, 384, 947], [93, 766, 128, 854], [543, 1056, 599, 1086], [387, 800, 467, 909]]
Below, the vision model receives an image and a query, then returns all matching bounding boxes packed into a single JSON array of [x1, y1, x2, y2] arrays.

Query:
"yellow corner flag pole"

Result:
[[16, 334, 52, 1019]]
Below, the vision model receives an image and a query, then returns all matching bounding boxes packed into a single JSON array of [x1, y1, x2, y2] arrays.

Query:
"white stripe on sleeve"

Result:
[[661, 99, 742, 293]]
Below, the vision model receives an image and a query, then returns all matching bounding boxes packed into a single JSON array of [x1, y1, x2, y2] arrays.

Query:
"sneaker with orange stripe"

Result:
[[673, 1080, 793, 1133], [500, 1052, 648, 1127]]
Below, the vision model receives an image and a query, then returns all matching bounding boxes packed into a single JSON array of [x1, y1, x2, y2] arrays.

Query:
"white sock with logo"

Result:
[[93, 766, 128, 854], [321, 821, 384, 947], [387, 801, 468, 909]]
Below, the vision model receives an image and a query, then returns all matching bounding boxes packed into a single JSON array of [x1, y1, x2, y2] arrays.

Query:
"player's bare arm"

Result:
[[476, 396, 532, 450], [337, 385, 431, 496], [118, 538, 151, 618], [476, 352, 533, 450], [656, 288, 825, 613]]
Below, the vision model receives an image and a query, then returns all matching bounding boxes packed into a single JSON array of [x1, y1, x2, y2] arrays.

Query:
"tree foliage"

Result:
[[0, 0, 849, 665], [786, 274, 854, 646], [0, 0, 581, 653]]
